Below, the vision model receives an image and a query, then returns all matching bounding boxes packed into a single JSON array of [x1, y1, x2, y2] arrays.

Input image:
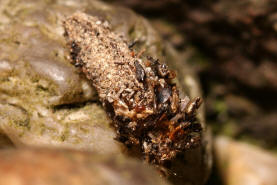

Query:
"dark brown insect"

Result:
[[63, 12, 202, 170], [134, 60, 146, 82], [128, 40, 138, 49]]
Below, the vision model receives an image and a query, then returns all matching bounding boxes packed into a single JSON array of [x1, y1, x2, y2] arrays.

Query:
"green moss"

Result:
[[60, 134, 66, 142], [221, 121, 237, 137], [128, 25, 136, 40], [14, 119, 30, 129], [214, 99, 228, 113], [8, 119, 29, 136], [39, 123, 46, 136]]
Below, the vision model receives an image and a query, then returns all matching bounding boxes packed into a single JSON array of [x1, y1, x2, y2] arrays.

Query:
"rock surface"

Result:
[[0, 0, 211, 184], [215, 136, 277, 185], [0, 148, 170, 185]]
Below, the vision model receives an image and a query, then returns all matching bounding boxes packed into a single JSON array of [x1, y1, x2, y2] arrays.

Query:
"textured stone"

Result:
[[0, 0, 211, 184]]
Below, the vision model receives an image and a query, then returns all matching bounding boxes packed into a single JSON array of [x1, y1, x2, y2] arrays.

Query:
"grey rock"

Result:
[[0, 0, 211, 184]]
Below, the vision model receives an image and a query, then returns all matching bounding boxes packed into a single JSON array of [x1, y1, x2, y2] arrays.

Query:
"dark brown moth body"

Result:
[[63, 12, 202, 168]]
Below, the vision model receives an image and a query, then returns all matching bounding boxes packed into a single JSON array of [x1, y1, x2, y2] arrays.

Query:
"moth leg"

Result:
[[169, 122, 190, 141]]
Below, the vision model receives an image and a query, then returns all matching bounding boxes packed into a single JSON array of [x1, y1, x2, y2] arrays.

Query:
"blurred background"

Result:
[[0, 0, 277, 185], [105, 0, 277, 184]]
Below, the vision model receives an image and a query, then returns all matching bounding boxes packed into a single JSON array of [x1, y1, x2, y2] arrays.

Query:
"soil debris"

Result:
[[63, 12, 202, 168]]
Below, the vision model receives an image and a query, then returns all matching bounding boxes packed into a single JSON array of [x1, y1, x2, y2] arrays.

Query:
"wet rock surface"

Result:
[[0, 0, 211, 185], [0, 148, 170, 185]]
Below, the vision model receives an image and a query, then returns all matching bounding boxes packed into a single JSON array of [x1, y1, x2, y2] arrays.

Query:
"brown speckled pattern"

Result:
[[64, 12, 202, 169]]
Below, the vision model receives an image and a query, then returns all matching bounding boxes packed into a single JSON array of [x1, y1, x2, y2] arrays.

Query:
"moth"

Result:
[[63, 12, 202, 168]]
